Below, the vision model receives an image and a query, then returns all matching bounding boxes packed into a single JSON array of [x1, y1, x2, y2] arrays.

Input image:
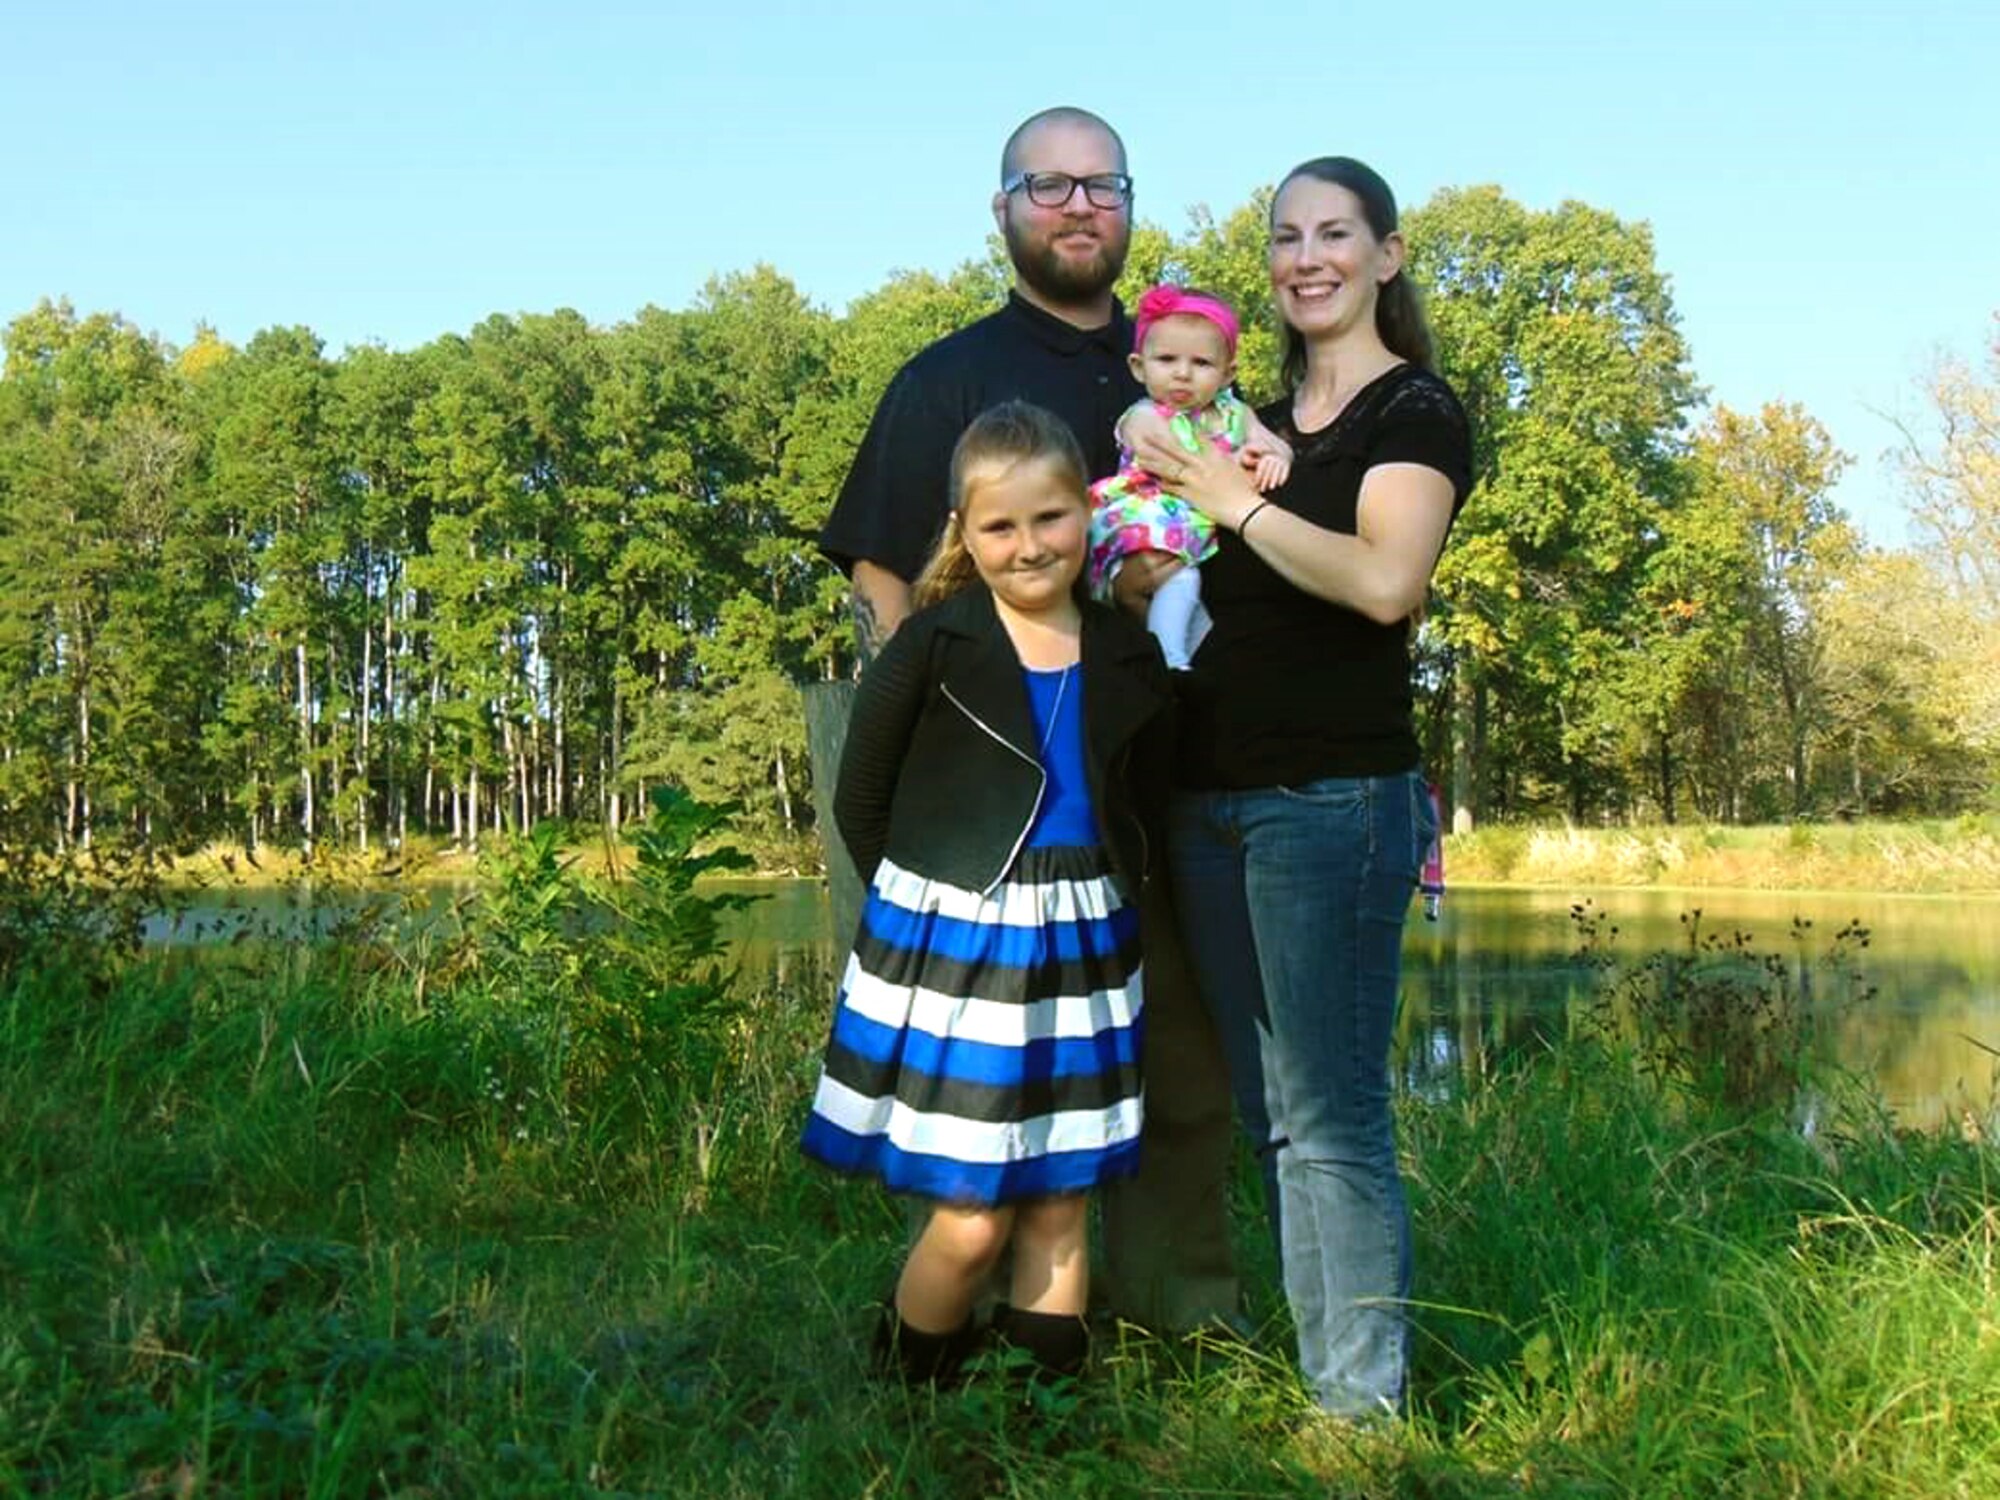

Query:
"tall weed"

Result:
[[0, 840, 168, 991], [1573, 900, 1874, 1110], [393, 788, 767, 1164]]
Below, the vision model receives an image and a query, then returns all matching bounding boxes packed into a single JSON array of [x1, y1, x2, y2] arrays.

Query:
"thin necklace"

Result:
[[1039, 664, 1073, 752], [1295, 359, 1404, 430]]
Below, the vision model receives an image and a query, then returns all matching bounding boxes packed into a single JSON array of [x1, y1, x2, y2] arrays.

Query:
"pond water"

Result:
[[718, 879, 2000, 1132], [147, 878, 2000, 1130]]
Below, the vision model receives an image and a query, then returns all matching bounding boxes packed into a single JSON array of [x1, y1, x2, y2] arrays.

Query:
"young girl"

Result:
[[800, 401, 1176, 1384], [1087, 283, 1293, 668]]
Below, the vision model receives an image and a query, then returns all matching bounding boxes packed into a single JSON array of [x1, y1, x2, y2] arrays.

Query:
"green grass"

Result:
[[5, 828, 1999, 1496]]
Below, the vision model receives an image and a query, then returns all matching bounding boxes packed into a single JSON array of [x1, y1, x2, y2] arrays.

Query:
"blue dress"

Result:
[[800, 664, 1146, 1205]]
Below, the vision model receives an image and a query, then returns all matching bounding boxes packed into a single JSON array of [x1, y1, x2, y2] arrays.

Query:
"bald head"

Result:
[[1000, 107, 1127, 184]]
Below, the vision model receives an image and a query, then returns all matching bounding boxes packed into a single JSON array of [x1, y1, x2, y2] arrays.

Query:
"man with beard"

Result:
[[822, 107, 1139, 653], [817, 106, 1243, 1339]]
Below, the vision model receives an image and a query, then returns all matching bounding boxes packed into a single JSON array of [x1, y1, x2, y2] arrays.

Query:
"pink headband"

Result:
[[1132, 283, 1240, 356]]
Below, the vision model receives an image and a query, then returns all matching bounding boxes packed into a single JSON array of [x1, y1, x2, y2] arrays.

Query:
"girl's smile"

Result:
[[958, 456, 1088, 621]]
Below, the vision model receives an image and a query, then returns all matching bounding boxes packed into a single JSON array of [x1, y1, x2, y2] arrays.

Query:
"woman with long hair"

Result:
[[1120, 156, 1474, 1421]]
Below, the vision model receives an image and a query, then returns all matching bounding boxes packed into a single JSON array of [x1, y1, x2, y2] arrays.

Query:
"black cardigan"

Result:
[[834, 586, 1174, 898]]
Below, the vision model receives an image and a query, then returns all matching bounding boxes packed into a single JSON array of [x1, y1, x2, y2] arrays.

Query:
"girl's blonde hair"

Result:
[[910, 401, 1090, 610]]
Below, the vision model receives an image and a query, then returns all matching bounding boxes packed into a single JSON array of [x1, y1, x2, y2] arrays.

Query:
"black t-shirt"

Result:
[[818, 291, 1141, 582], [1177, 364, 1474, 789]]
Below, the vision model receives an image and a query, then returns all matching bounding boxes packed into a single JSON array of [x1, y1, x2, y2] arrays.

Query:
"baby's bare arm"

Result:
[[1238, 410, 1293, 491], [1117, 402, 1178, 460]]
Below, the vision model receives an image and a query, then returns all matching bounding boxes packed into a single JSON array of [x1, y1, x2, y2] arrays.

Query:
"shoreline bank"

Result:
[[144, 815, 2000, 898]]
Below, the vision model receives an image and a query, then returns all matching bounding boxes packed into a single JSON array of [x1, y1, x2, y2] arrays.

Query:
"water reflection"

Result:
[[1396, 937, 1596, 1103], [148, 877, 1999, 1130], [1398, 892, 2000, 1131], [722, 879, 2000, 1131]]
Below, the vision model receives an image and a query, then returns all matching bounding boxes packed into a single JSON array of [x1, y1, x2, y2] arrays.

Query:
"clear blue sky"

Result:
[[6, 0, 1995, 541]]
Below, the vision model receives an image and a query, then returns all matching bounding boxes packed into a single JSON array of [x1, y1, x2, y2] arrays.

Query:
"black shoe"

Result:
[[991, 1304, 1090, 1380], [872, 1303, 979, 1385]]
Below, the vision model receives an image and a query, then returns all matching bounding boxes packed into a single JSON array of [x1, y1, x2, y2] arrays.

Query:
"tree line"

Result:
[[2, 184, 1993, 858]]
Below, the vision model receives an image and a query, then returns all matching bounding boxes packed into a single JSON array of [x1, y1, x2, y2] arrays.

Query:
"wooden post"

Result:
[[801, 679, 864, 953]]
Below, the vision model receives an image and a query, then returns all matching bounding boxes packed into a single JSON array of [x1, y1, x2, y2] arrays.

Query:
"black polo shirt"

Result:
[[818, 290, 1141, 582]]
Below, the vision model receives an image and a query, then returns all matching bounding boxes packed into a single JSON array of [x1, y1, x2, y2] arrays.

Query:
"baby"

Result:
[[1087, 284, 1292, 668]]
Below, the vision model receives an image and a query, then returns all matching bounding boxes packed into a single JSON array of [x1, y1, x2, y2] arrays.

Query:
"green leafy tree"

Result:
[[1410, 187, 1701, 822], [1896, 322, 2000, 765], [0, 301, 179, 846], [407, 323, 533, 847], [1589, 461, 1757, 822], [1816, 550, 1981, 811], [203, 326, 346, 851], [1, 190, 1988, 858], [572, 307, 710, 830], [784, 263, 1002, 680], [328, 342, 434, 849], [1695, 403, 1853, 816], [625, 594, 811, 845]]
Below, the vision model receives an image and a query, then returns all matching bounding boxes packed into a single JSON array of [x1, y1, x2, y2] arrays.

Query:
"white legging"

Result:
[[1145, 563, 1212, 670]]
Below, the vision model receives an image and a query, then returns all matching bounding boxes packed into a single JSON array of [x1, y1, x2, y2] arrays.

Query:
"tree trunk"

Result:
[[1449, 669, 1479, 834], [516, 724, 530, 831], [358, 575, 373, 855], [76, 682, 92, 850], [552, 669, 566, 820], [525, 719, 535, 826], [607, 685, 624, 834], [500, 717, 517, 832], [1658, 726, 1676, 825], [1768, 630, 1809, 819], [776, 745, 794, 831], [297, 639, 315, 853], [424, 668, 441, 839], [384, 591, 399, 847]]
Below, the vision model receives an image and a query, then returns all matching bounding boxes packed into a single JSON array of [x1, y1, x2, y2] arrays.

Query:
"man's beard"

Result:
[[1005, 215, 1128, 304]]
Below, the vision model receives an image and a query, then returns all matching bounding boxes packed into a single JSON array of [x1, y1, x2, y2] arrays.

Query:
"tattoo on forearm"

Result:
[[851, 590, 885, 666]]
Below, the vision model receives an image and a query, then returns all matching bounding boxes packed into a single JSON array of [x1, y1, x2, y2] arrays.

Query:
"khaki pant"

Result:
[[1097, 878, 1242, 1333]]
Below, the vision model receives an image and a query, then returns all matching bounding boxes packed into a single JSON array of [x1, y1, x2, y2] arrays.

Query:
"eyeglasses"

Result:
[[1001, 171, 1133, 210]]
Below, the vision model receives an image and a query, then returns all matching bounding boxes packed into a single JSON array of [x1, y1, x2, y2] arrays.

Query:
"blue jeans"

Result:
[[1169, 770, 1434, 1418]]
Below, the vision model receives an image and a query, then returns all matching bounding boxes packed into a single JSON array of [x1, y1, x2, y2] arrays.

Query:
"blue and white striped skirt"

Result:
[[800, 844, 1145, 1206]]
